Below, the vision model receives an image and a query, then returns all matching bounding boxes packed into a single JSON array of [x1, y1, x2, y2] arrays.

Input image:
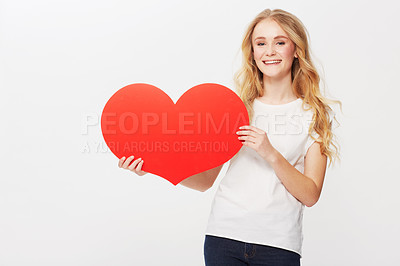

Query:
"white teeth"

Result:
[[264, 60, 281, 64]]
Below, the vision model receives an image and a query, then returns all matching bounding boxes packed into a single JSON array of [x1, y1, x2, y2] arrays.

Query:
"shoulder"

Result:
[[299, 99, 336, 123]]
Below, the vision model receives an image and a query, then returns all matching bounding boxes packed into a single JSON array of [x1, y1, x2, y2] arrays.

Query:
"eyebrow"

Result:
[[254, 35, 289, 41]]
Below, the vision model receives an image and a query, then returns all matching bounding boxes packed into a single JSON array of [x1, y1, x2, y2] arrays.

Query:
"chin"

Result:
[[262, 72, 283, 77]]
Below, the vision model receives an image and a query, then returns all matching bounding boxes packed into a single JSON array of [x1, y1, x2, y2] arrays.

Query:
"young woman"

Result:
[[118, 8, 340, 266]]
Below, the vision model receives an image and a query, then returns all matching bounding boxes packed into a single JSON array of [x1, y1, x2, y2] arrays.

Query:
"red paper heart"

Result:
[[101, 83, 249, 185]]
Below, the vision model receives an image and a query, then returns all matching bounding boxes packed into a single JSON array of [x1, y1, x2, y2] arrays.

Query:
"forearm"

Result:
[[178, 165, 223, 192], [179, 173, 210, 192], [266, 150, 319, 207]]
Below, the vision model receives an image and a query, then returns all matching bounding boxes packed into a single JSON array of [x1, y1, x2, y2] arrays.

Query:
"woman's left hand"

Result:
[[236, 125, 277, 163]]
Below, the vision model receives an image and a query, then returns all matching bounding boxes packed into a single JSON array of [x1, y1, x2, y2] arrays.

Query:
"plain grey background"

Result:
[[1, 0, 399, 265]]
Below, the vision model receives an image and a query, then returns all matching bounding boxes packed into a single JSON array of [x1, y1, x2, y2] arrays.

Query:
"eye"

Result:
[[256, 42, 265, 46], [277, 42, 285, 45]]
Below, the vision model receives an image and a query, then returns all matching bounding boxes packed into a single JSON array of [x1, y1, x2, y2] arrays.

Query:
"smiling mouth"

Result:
[[263, 60, 282, 65]]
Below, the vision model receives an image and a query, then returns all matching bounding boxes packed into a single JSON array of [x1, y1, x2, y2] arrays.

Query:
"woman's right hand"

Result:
[[118, 156, 147, 176]]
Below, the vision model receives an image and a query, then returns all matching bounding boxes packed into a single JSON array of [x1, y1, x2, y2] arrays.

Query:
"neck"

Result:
[[260, 74, 297, 104]]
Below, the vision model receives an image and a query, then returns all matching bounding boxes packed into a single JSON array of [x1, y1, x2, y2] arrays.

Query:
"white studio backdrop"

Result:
[[1, 0, 399, 265]]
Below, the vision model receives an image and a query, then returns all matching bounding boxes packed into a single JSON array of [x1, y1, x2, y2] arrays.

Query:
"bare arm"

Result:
[[267, 141, 327, 207], [238, 125, 327, 207], [118, 156, 224, 192], [178, 164, 224, 192]]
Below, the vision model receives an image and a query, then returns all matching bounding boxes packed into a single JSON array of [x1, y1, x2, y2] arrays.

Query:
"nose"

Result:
[[265, 44, 276, 56]]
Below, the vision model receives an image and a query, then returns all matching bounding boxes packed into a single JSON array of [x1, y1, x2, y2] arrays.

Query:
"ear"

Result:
[[294, 48, 298, 58]]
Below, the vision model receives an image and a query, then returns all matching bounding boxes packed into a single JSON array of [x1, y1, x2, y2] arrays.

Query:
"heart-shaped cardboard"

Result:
[[101, 83, 249, 185]]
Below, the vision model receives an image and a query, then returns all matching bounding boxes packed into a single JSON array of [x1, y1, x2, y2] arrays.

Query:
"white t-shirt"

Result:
[[205, 97, 334, 257]]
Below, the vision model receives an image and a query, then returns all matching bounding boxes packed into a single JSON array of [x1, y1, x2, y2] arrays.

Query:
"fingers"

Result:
[[237, 128, 259, 143], [237, 126, 267, 146], [136, 160, 147, 176], [236, 130, 257, 138], [118, 155, 147, 176], [129, 158, 147, 176], [118, 156, 125, 168], [239, 125, 265, 135], [128, 158, 142, 171], [122, 155, 135, 168], [238, 135, 256, 144]]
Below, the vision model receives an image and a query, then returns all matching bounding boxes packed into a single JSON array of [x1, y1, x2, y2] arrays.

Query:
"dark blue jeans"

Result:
[[204, 235, 301, 266]]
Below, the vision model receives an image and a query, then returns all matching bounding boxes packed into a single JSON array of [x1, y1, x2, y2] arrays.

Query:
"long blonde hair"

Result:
[[234, 8, 342, 167]]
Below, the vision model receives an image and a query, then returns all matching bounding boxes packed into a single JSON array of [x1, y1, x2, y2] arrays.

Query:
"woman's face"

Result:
[[252, 18, 297, 80]]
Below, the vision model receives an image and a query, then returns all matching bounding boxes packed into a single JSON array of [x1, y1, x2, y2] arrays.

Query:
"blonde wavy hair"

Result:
[[234, 8, 342, 167]]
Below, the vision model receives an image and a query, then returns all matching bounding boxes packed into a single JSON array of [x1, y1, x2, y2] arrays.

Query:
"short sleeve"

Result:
[[304, 109, 336, 154], [305, 130, 319, 155]]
